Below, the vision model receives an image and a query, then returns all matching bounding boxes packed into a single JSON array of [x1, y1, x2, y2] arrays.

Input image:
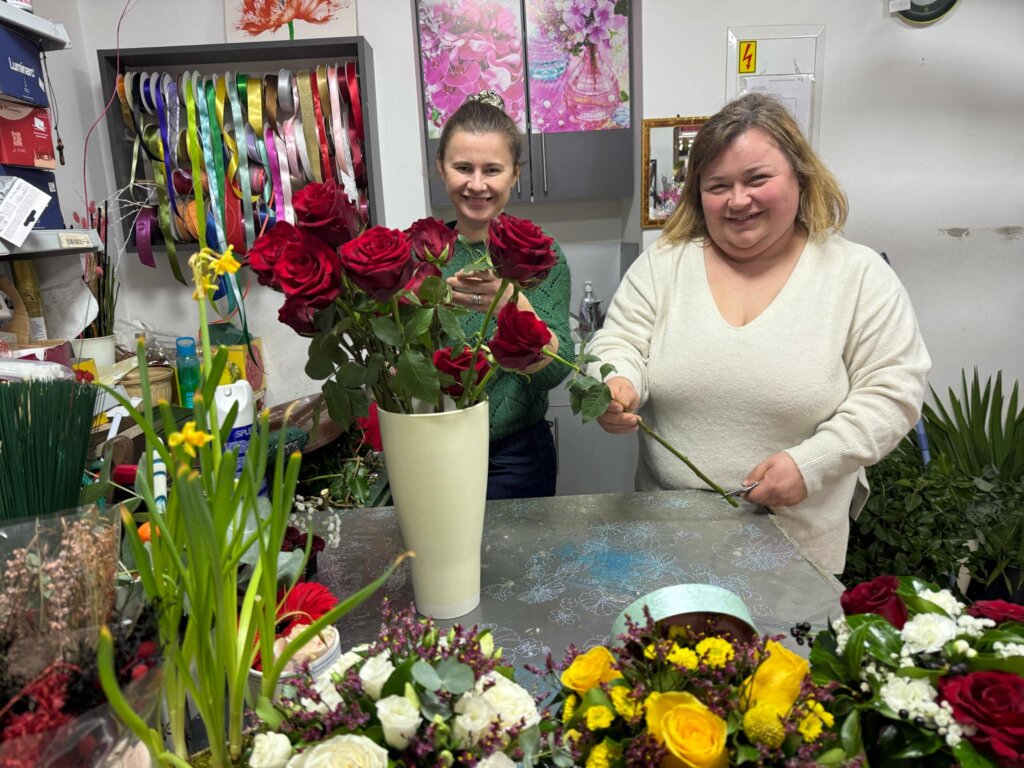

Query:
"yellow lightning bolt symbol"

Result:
[[742, 44, 754, 72]]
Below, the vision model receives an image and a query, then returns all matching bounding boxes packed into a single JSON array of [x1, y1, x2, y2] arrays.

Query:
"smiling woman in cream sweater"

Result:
[[589, 94, 930, 573]]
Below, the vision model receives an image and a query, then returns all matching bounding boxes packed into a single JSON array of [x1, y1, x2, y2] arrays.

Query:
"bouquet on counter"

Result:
[[541, 611, 842, 767], [811, 575, 1024, 767], [252, 600, 544, 767]]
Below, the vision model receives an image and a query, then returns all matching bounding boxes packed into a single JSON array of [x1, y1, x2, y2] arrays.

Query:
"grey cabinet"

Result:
[[416, 0, 633, 208]]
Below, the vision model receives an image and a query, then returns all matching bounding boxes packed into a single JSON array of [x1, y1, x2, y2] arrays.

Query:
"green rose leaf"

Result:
[[369, 315, 404, 347], [322, 379, 367, 429], [417, 275, 448, 305], [403, 307, 435, 341], [437, 306, 466, 343], [393, 350, 441, 405]]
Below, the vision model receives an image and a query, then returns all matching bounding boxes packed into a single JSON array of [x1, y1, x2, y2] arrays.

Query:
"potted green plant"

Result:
[[921, 369, 1024, 599], [95, 246, 400, 767]]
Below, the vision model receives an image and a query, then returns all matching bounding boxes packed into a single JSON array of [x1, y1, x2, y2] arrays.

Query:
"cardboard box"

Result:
[[0, 26, 48, 107], [0, 99, 55, 168], [213, 338, 266, 392], [0, 165, 63, 229]]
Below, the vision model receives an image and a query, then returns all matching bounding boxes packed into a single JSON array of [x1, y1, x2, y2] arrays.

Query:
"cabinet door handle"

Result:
[[541, 132, 548, 194], [516, 176, 521, 195]]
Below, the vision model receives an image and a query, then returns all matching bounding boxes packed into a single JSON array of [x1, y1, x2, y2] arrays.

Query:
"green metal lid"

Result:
[[611, 584, 758, 642]]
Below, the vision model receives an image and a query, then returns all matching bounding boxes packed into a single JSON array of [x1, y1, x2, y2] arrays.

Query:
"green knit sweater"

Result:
[[443, 236, 575, 441]]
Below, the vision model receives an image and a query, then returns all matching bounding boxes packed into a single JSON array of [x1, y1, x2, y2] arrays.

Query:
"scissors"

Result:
[[723, 480, 760, 498]]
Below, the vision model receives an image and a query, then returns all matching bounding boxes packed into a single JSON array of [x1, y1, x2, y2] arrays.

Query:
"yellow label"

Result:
[[739, 40, 757, 73]]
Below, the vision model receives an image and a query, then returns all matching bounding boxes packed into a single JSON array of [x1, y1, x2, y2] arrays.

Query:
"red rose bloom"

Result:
[[488, 303, 552, 370], [339, 226, 415, 302], [278, 298, 318, 335], [247, 221, 304, 288], [968, 600, 1024, 625], [433, 346, 490, 398], [939, 671, 1024, 766], [271, 229, 344, 308], [487, 213, 557, 288], [839, 575, 908, 629], [405, 217, 456, 264], [355, 401, 382, 452], [293, 181, 362, 247]]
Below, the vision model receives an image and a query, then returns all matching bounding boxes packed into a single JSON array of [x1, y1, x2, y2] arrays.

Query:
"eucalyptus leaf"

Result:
[[411, 660, 442, 692], [435, 657, 475, 694]]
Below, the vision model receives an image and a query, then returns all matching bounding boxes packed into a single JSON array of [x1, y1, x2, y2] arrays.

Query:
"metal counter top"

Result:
[[313, 489, 844, 667]]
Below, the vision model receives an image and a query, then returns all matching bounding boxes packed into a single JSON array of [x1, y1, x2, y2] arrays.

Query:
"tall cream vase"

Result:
[[377, 399, 489, 619]]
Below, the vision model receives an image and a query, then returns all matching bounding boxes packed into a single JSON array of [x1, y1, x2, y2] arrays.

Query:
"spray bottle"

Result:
[[577, 280, 605, 340], [214, 379, 266, 495]]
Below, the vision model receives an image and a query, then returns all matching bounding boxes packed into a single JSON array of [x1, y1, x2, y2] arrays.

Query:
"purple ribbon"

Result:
[[135, 206, 157, 268]]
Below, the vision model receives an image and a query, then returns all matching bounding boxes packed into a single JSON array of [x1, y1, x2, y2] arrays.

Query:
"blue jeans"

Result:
[[487, 420, 557, 500]]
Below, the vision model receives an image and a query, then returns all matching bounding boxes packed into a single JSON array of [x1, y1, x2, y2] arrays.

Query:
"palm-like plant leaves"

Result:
[[922, 369, 1024, 482]]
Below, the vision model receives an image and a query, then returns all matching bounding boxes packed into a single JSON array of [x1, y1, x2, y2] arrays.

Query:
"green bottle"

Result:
[[175, 336, 201, 408]]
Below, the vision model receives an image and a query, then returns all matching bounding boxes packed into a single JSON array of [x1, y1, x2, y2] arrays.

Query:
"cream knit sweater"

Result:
[[587, 235, 931, 573]]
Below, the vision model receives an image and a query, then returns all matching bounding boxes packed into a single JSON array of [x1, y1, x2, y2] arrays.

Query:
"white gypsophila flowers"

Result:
[[920, 589, 962, 617], [832, 616, 851, 655], [901, 613, 958, 655], [956, 614, 996, 639], [375, 695, 422, 750], [249, 733, 293, 768], [879, 676, 940, 722], [285, 734, 388, 768], [453, 693, 500, 748], [993, 640, 1024, 658], [358, 653, 395, 701]]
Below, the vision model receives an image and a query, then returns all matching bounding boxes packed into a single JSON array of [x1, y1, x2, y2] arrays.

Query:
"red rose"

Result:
[[403, 262, 443, 301], [939, 671, 1024, 766], [271, 229, 343, 308], [433, 346, 490, 398], [969, 600, 1024, 625], [839, 575, 908, 629], [247, 221, 304, 288], [405, 217, 456, 265], [278, 298, 318, 336], [488, 303, 552, 370], [293, 181, 362, 247], [355, 401, 382, 452], [487, 213, 557, 288], [339, 226, 415, 302]]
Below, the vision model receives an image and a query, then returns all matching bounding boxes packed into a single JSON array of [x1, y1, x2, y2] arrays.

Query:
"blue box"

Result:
[[0, 165, 64, 228], [0, 26, 48, 107]]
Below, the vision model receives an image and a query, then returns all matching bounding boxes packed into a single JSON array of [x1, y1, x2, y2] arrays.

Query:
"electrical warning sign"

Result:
[[739, 41, 757, 73]]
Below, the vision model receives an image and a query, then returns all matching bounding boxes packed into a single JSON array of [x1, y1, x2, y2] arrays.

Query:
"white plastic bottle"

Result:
[[214, 380, 266, 495]]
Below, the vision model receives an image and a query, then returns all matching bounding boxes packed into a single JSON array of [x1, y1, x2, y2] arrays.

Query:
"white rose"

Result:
[[249, 733, 293, 768], [285, 734, 388, 768], [901, 614, 958, 654], [375, 695, 421, 750], [880, 676, 938, 717], [475, 672, 541, 731], [920, 589, 962, 616], [359, 653, 395, 700], [453, 693, 499, 747], [478, 752, 517, 768]]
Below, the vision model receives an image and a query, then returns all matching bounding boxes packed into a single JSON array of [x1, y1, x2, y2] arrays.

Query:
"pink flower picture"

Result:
[[225, 0, 357, 42]]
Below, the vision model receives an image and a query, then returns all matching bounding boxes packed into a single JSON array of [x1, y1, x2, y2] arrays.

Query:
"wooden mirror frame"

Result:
[[641, 115, 710, 229]]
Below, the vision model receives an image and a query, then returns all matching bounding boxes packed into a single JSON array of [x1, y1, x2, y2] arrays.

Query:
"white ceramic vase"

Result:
[[73, 334, 116, 368], [377, 399, 489, 619]]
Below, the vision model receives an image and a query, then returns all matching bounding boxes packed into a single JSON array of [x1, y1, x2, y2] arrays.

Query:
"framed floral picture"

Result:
[[225, 0, 358, 43], [642, 115, 709, 229]]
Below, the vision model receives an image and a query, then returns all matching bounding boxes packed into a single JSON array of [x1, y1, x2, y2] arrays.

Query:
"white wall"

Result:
[[33, 0, 1024, 405]]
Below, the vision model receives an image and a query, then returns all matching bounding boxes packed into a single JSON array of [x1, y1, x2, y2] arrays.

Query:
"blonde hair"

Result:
[[661, 92, 848, 246]]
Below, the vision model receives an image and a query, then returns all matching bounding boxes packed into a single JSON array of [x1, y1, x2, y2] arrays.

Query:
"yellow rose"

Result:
[[741, 640, 808, 714], [645, 691, 728, 768], [560, 646, 620, 696]]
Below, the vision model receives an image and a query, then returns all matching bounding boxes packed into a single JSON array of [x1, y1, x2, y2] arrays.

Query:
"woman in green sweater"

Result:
[[435, 94, 574, 500]]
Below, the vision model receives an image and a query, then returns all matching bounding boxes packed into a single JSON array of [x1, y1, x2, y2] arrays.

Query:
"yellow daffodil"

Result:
[[742, 702, 787, 749], [695, 637, 734, 669], [167, 421, 212, 458], [584, 704, 615, 730], [210, 246, 241, 276]]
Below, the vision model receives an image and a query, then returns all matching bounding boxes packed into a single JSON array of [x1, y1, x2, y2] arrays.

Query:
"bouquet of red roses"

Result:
[[245, 181, 609, 430], [811, 575, 1024, 767]]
